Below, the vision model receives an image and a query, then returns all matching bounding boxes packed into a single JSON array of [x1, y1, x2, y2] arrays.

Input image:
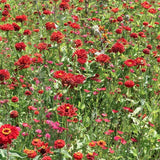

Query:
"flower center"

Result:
[[2, 128, 11, 135]]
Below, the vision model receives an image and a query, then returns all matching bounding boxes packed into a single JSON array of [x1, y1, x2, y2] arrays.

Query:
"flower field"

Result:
[[0, 0, 160, 159]]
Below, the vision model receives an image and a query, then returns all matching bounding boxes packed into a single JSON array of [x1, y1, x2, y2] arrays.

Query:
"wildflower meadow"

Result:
[[0, 0, 160, 159]]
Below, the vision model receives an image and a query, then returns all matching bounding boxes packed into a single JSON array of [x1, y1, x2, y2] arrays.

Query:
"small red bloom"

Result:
[[59, 2, 70, 10], [111, 42, 125, 53], [11, 96, 19, 102], [10, 110, 18, 118], [12, 23, 21, 31], [96, 54, 111, 64], [45, 22, 56, 30], [0, 69, 10, 81], [54, 139, 65, 149], [0, 23, 14, 31], [73, 152, 83, 160], [14, 55, 32, 70], [15, 15, 27, 22], [15, 42, 26, 51], [124, 59, 136, 67], [50, 31, 64, 43], [124, 80, 135, 88], [57, 103, 78, 117]]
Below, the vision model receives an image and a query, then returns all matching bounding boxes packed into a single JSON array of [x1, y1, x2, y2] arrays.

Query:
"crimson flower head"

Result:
[[11, 96, 19, 102], [59, 2, 70, 11], [73, 152, 83, 160], [96, 54, 111, 64], [72, 49, 88, 64], [15, 42, 26, 51], [86, 152, 98, 160], [10, 110, 19, 118], [15, 15, 27, 22], [0, 23, 14, 31], [111, 42, 125, 53], [45, 22, 56, 30], [0, 124, 19, 144], [12, 23, 21, 31], [124, 80, 135, 88], [57, 103, 78, 117], [0, 69, 10, 81], [124, 59, 136, 67], [50, 31, 64, 43], [14, 55, 32, 70], [54, 139, 65, 149]]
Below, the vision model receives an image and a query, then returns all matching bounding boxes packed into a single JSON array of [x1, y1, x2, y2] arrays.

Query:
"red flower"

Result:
[[34, 42, 48, 52], [43, 10, 51, 15], [15, 42, 26, 51], [59, 2, 70, 10], [111, 42, 125, 53], [10, 110, 19, 118], [89, 141, 96, 147], [45, 22, 56, 30], [0, 124, 19, 144], [70, 23, 80, 29], [23, 29, 32, 35], [57, 103, 78, 117], [50, 31, 64, 43], [15, 15, 27, 22], [143, 48, 150, 54], [72, 49, 88, 64], [25, 90, 32, 96], [12, 23, 21, 31], [24, 149, 37, 158], [96, 54, 111, 64], [130, 33, 138, 38], [86, 152, 98, 160], [124, 59, 136, 67], [54, 139, 65, 149], [115, 28, 122, 34], [148, 8, 157, 14], [38, 142, 53, 155], [11, 96, 19, 102], [111, 8, 119, 13], [53, 70, 66, 79], [74, 39, 83, 48], [41, 156, 52, 160], [157, 57, 160, 63], [0, 23, 14, 31], [14, 55, 32, 69], [0, 69, 10, 81], [73, 152, 83, 160], [124, 80, 135, 88], [135, 57, 146, 66]]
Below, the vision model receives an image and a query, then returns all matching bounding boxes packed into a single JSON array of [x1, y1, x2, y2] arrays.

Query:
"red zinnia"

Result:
[[53, 70, 66, 79], [0, 124, 19, 144], [96, 54, 111, 64], [0, 23, 14, 31], [57, 103, 78, 117], [112, 42, 125, 53], [0, 69, 10, 81], [41, 156, 52, 160], [59, 2, 70, 10], [15, 15, 27, 22], [73, 152, 83, 160], [50, 31, 64, 43], [11, 96, 19, 102], [10, 110, 19, 118], [15, 42, 26, 51], [124, 59, 136, 67], [45, 22, 56, 30], [72, 49, 88, 64], [124, 80, 135, 88], [14, 55, 32, 69], [54, 139, 65, 149], [12, 23, 21, 31], [74, 39, 83, 48]]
